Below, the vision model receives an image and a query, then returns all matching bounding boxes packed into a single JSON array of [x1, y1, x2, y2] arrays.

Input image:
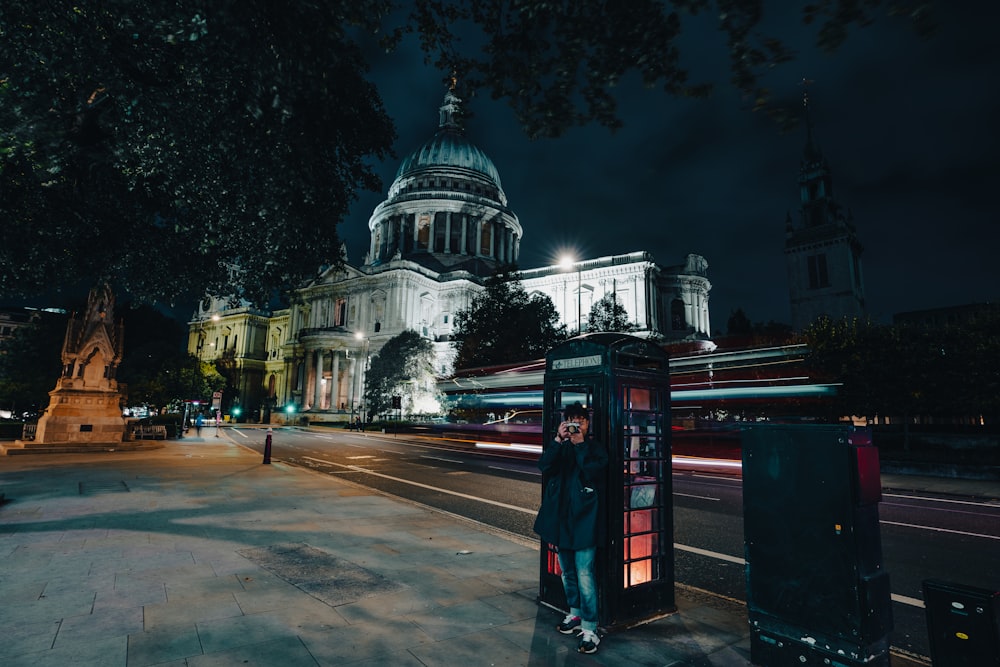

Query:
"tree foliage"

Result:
[[117, 305, 225, 411], [410, 0, 935, 138], [803, 314, 1000, 425], [0, 310, 68, 417], [1, 1, 933, 306], [727, 308, 752, 336], [454, 271, 567, 369], [363, 330, 438, 417], [588, 293, 635, 333], [1, 1, 397, 306]]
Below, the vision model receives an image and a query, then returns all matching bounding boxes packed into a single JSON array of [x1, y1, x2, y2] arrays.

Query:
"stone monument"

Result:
[[27, 284, 127, 447]]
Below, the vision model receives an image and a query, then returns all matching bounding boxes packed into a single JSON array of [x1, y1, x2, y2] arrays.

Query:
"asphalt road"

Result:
[[229, 424, 1000, 660]]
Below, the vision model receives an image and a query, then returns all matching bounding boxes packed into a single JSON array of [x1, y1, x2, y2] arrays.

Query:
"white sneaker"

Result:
[[578, 629, 600, 654]]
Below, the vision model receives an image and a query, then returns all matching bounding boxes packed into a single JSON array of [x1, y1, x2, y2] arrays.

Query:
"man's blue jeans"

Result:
[[557, 546, 598, 632]]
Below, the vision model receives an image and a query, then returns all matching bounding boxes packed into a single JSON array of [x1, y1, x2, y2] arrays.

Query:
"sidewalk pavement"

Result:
[[2, 436, 982, 667]]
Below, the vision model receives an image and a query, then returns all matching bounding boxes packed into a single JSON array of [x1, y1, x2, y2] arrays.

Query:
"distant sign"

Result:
[[552, 355, 602, 371], [211, 391, 222, 410]]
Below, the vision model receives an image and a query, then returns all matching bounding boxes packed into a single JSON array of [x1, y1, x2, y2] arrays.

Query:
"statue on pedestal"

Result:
[[27, 284, 127, 447]]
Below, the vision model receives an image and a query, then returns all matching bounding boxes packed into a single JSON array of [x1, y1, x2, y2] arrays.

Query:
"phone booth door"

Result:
[[615, 380, 675, 622], [538, 382, 602, 613]]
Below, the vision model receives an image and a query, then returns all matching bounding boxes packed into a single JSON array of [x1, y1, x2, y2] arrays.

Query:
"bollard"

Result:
[[263, 427, 272, 464]]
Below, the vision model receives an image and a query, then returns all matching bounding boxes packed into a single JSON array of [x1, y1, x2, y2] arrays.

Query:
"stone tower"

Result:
[[784, 88, 866, 331]]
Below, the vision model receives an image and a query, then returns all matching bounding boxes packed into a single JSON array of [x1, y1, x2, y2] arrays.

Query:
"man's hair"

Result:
[[564, 402, 589, 420]]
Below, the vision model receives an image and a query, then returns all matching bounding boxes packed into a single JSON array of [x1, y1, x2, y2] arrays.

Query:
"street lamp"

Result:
[[354, 331, 370, 424], [560, 255, 583, 334]]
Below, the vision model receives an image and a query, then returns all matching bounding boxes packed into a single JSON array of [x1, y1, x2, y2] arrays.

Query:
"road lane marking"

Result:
[[892, 594, 925, 608], [674, 492, 720, 501], [346, 455, 377, 459], [489, 465, 541, 476], [675, 543, 744, 565], [420, 456, 464, 464], [880, 520, 1000, 540], [883, 493, 1000, 509], [302, 456, 535, 515]]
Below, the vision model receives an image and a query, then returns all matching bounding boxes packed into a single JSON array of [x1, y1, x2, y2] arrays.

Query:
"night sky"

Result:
[[338, 4, 1000, 332]]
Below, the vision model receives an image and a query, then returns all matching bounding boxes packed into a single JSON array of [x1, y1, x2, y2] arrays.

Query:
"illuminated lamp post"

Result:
[[560, 255, 583, 334], [285, 403, 296, 426]]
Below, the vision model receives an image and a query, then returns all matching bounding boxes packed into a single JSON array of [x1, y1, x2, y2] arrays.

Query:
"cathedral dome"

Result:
[[366, 85, 521, 277], [394, 129, 502, 189]]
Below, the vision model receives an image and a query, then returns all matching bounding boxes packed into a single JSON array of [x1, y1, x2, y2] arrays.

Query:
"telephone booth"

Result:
[[537, 333, 675, 629]]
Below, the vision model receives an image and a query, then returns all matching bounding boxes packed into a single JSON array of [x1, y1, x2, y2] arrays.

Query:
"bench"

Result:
[[132, 424, 167, 440]]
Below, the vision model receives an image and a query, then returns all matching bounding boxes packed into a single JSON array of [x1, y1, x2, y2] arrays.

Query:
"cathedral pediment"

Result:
[[310, 262, 365, 286]]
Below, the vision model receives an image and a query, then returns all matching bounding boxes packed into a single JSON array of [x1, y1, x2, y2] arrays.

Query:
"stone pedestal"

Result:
[[32, 382, 125, 444]]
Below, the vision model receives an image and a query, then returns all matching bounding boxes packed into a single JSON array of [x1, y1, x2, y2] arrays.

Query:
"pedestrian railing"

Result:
[[22, 423, 37, 441]]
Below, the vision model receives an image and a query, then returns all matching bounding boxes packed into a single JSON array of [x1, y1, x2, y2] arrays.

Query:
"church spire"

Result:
[[799, 77, 820, 161], [784, 79, 866, 330]]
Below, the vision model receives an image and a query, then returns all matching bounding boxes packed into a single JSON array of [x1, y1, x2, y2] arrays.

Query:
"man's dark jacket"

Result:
[[533, 435, 609, 550]]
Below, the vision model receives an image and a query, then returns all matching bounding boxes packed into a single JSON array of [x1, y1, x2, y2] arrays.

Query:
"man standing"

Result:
[[533, 401, 608, 654]]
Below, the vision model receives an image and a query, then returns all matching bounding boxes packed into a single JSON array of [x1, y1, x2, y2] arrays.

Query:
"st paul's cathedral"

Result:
[[188, 86, 712, 423]]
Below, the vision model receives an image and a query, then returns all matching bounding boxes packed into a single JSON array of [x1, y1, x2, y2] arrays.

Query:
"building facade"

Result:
[[190, 88, 712, 423]]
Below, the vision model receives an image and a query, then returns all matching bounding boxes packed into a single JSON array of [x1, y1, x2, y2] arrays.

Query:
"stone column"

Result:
[[331, 351, 341, 409], [460, 215, 468, 255], [444, 212, 452, 254], [314, 351, 323, 410], [328, 349, 337, 409]]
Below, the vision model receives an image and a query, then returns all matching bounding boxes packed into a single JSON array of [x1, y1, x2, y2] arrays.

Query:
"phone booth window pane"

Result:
[[624, 510, 660, 588], [555, 389, 592, 415], [625, 508, 660, 533], [628, 387, 652, 411]]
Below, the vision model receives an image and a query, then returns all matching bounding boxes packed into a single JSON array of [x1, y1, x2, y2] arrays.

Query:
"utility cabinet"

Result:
[[923, 579, 1000, 666], [742, 424, 893, 666]]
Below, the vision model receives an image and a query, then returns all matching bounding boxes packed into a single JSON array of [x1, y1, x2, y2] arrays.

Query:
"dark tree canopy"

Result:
[[1, 1, 932, 307], [726, 308, 753, 336], [0, 310, 68, 417], [588, 293, 635, 333], [117, 305, 225, 411], [363, 329, 437, 416], [411, 0, 935, 138], [1, 1, 397, 306], [454, 271, 567, 369], [803, 315, 1000, 425]]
